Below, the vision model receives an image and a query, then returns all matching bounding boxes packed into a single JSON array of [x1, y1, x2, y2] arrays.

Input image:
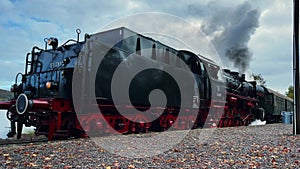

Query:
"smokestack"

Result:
[[200, 1, 261, 73]]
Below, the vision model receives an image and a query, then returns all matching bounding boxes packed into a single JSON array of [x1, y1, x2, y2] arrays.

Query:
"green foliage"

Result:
[[251, 73, 266, 85], [285, 85, 294, 99]]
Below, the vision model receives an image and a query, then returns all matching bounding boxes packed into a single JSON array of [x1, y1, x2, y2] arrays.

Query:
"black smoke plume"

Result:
[[225, 46, 252, 73], [197, 1, 261, 73]]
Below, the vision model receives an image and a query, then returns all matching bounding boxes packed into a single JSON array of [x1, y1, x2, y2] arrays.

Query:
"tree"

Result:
[[251, 73, 266, 85], [285, 85, 294, 99]]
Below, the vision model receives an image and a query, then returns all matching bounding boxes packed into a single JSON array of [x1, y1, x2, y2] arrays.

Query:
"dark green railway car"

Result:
[[259, 87, 293, 123]]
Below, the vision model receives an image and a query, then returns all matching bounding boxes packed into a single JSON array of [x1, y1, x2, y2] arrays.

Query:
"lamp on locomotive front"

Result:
[[46, 81, 59, 90]]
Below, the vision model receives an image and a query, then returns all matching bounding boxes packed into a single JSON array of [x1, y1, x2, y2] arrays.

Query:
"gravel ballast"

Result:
[[1, 124, 299, 168]]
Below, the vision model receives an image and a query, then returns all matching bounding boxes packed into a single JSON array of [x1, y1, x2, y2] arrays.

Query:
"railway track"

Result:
[[0, 135, 48, 146]]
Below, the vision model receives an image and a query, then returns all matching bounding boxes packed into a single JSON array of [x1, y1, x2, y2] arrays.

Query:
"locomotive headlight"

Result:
[[46, 81, 59, 90]]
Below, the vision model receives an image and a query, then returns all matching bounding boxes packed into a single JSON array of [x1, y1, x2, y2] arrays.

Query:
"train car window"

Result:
[[186, 57, 201, 75], [266, 97, 272, 105]]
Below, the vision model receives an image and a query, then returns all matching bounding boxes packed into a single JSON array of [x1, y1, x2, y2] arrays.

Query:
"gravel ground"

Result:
[[0, 124, 299, 168]]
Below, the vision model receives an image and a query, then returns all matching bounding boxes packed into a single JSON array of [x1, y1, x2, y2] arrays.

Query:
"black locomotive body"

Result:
[[73, 27, 224, 135], [0, 27, 292, 140]]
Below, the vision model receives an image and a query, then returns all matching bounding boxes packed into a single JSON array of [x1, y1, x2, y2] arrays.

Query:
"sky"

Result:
[[0, 0, 293, 95]]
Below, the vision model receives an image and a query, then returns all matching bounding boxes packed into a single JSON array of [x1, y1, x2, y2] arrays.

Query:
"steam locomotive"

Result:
[[0, 27, 293, 140]]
